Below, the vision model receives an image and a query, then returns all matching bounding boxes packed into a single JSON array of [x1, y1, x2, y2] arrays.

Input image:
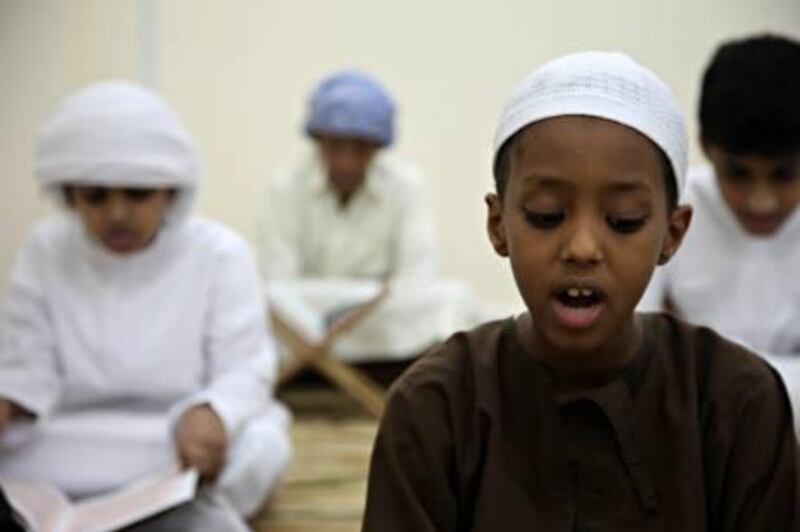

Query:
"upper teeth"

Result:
[[567, 288, 594, 297]]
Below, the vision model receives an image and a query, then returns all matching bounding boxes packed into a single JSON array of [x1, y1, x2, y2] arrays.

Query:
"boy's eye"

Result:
[[724, 165, 751, 182], [771, 166, 799, 184], [123, 188, 156, 202], [81, 188, 110, 205], [523, 209, 565, 229], [606, 215, 648, 234]]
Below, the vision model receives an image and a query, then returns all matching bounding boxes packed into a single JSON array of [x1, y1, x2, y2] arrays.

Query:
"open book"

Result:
[[265, 282, 327, 345], [1, 468, 197, 532], [264, 277, 483, 361], [265, 279, 384, 345]]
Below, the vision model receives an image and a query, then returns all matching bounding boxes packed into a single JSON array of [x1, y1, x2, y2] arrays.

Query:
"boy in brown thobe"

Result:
[[363, 52, 798, 531]]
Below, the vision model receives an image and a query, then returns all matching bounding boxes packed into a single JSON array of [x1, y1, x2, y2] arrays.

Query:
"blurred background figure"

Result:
[[261, 70, 436, 279], [259, 70, 484, 370], [0, 82, 290, 528], [639, 34, 800, 427]]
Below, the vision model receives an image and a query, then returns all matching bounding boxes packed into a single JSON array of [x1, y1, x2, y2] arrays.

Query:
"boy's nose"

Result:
[[331, 150, 361, 176], [746, 183, 779, 215], [105, 193, 132, 223], [560, 221, 604, 266]]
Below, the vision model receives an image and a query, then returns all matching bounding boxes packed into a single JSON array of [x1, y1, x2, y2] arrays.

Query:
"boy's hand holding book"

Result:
[[0, 400, 11, 435], [0, 399, 30, 436], [175, 404, 227, 483]]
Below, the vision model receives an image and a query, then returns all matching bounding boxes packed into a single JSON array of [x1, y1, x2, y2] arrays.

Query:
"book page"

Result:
[[1, 477, 71, 532], [287, 278, 383, 314], [67, 469, 198, 532], [265, 282, 327, 343]]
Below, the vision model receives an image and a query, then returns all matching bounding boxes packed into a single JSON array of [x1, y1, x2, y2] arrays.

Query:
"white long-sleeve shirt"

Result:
[[0, 213, 279, 495], [259, 153, 438, 279], [640, 165, 800, 428], [640, 165, 800, 357], [256, 154, 488, 362]]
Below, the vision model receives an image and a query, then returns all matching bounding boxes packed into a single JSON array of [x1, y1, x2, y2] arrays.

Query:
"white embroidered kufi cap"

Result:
[[494, 51, 688, 193]]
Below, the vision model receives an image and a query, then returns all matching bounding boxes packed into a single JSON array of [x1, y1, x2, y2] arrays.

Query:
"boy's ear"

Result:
[[699, 136, 715, 161], [485, 193, 509, 257], [658, 204, 692, 265]]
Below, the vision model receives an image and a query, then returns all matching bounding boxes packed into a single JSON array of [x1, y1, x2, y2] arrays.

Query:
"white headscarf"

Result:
[[34, 81, 199, 225], [494, 51, 688, 193]]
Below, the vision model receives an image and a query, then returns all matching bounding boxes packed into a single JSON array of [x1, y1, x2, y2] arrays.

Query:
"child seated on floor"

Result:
[[0, 82, 291, 531], [362, 52, 798, 531]]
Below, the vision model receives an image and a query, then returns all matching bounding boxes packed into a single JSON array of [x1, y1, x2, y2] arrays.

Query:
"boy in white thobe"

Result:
[[639, 34, 800, 426], [0, 82, 290, 529], [261, 71, 482, 362]]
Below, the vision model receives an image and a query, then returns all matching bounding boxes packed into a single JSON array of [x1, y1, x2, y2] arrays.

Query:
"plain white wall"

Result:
[[2, 0, 799, 311]]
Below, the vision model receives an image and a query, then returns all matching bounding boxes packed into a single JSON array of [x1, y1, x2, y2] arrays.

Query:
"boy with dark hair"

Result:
[[363, 51, 798, 531], [640, 34, 800, 421], [700, 35, 800, 165]]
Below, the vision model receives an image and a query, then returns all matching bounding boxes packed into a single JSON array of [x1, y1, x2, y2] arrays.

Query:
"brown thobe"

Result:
[[363, 314, 799, 531]]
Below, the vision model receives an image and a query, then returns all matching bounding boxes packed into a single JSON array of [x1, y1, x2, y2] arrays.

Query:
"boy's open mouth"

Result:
[[551, 284, 607, 330], [103, 228, 142, 252]]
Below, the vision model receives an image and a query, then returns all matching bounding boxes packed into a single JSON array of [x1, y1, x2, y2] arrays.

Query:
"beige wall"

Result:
[[0, 0, 139, 288], [2, 0, 799, 311]]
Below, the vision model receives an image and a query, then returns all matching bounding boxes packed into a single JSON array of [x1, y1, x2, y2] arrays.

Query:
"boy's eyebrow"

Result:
[[603, 180, 654, 194], [519, 174, 655, 194], [518, 174, 572, 189]]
